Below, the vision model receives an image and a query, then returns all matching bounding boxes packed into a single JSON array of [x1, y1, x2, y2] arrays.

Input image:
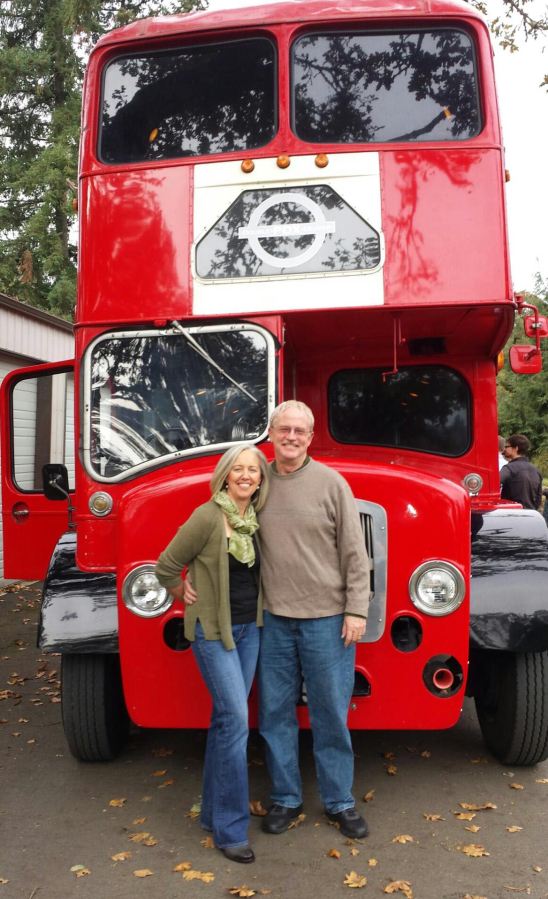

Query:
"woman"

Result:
[[155, 444, 269, 864]]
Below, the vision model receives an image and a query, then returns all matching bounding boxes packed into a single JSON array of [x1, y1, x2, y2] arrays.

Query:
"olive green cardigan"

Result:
[[155, 500, 263, 651]]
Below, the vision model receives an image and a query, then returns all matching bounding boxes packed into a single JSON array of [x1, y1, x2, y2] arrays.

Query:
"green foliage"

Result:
[[0, 0, 206, 319], [497, 275, 548, 469]]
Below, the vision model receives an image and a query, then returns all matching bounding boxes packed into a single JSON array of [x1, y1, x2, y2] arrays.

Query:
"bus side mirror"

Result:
[[509, 345, 542, 374], [524, 314, 548, 339], [42, 463, 70, 501]]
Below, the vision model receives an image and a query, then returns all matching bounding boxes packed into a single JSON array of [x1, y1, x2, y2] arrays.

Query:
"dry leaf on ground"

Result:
[[364, 790, 375, 802], [368, 859, 378, 866], [458, 844, 490, 857], [351, 847, 360, 856], [142, 838, 157, 846], [249, 800, 267, 816], [287, 813, 306, 829], [133, 869, 153, 878], [421, 750, 431, 758], [465, 825, 481, 833], [201, 837, 215, 848], [383, 881, 413, 897], [129, 832, 150, 842], [383, 751, 396, 759], [70, 865, 87, 873], [133, 817, 146, 824], [159, 779, 174, 787], [228, 888, 256, 897], [185, 811, 199, 818], [76, 869, 91, 877], [424, 814, 445, 821], [0, 878, 8, 884], [343, 871, 367, 888], [153, 769, 167, 776], [506, 826, 523, 833], [111, 852, 131, 861], [328, 849, 341, 858], [454, 812, 476, 821], [533, 866, 542, 872], [385, 765, 398, 776], [509, 783, 524, 790], [459, 802, 497, 811], [109, 798, 126, 807], [152, 747, 173, 757], [392, 834, 413, 844], [535, 778, 548, 784], [173, 862, 192, 872], [183, 870, 215, 883], [463, 894, 489, 898], [470, 758, 488, 764], [502, 887, 531, 894]]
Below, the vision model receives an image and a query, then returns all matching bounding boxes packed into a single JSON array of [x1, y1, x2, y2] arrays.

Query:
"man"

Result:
[[257, 400, 370, 839], [498, 435, 508, 472], [500, 434, 542, 510]]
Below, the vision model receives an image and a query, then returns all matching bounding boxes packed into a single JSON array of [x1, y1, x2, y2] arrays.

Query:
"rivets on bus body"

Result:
[[277, 155, 290, 169], [315, 154, 329, 168], [241, 159, 255, 173], [505, 169, 511, 182]]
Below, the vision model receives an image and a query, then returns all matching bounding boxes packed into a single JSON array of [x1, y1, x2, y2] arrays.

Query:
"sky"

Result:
[[205, 0, 548, 294]]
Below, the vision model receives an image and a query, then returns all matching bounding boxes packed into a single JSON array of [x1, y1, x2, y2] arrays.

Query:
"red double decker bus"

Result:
[[2, 0, 548, 765]]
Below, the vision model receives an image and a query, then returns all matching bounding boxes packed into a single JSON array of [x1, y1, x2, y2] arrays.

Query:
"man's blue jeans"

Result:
[[258, 611, 356, 813], [192, 620, 260, 849]]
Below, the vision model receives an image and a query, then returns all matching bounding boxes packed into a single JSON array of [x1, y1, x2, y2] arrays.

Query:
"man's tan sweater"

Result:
[[258, 458, 370, 619]]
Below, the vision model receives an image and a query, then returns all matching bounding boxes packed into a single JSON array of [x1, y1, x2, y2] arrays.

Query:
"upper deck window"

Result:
[[100, 39, 276, 163], [292, 30, 481, 144]]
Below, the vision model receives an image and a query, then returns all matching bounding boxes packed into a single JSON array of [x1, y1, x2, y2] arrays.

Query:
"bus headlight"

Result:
[[408, 561, 465, 616], [122, 565, 173, 618]]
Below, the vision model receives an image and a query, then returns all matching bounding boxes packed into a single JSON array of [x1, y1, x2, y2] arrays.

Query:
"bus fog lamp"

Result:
[[409, 561, 465, 616], [122, 566, 172, 618], [89, 491, 113, 516], [462, 473, 483, 494]]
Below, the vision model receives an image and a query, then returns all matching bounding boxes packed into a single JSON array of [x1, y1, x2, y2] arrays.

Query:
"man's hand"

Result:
[[183, 574, 197, 605], [342, 615, 366, 647]]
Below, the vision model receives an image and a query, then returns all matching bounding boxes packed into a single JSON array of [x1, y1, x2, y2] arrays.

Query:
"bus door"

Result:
[[0, 361, 75, 580]]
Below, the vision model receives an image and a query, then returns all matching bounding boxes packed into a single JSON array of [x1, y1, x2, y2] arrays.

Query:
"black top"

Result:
[[228, 534, 260, 624], [500, 456, 543, 510]]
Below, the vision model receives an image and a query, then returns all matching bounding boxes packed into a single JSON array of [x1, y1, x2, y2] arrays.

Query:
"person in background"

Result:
[[500, 434, 542, 510], [498, 435, 508, 471], [155, 444, 269, 864]]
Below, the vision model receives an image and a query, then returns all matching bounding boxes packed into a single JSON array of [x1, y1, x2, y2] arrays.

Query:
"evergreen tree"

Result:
[[0, 0, 205, 319]]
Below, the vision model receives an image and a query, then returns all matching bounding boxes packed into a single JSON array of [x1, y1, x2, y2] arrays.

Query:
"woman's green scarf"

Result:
[[212, 491, 259, 567]]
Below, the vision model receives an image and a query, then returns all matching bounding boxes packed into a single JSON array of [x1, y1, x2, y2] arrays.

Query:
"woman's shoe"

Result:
[[222, 844, 255, 864]]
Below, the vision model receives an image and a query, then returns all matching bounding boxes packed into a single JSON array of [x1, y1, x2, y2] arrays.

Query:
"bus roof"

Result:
[[93, 0, 485, 50]]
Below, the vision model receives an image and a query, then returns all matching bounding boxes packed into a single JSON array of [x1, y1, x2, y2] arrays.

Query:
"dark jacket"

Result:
[[500, 456, 543, 510]]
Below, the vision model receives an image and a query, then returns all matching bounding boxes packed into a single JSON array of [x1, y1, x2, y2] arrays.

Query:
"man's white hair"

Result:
[[269, 400, 314, 431]]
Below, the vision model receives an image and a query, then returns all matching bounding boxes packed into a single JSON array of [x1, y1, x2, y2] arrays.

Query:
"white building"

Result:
[[0, 293, 74, 583]]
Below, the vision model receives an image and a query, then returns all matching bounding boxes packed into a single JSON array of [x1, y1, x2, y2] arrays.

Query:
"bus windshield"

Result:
[[85, 327, 273, 480], [293, 30, 480, 143]]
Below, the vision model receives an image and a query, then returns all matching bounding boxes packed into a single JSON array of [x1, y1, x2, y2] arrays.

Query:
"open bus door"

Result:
[[1, 361, 75, 580]]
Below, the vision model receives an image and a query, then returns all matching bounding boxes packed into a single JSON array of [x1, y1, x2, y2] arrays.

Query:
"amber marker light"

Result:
[[505, 170, 511, 182], [315, 153, 329, 168], [241, 158, 255, 173], [72, 198, 78, 212], [277, 155, 290, 168], [149, 128, 159, 142], [496, 350, 505, 371]]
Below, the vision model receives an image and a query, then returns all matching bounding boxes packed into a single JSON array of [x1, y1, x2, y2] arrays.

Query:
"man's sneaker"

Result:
[[262, 803, 304, 834], [326, 808, 369, 838]]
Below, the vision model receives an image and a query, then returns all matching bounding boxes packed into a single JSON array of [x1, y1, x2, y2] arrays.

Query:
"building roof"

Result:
[[0, 293, 73, 334]]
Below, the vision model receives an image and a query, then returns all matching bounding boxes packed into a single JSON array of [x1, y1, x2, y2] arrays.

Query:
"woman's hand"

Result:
[[168, 582, 187, 604], [183, 574, 198, 605], [341, 615, 366, 647]]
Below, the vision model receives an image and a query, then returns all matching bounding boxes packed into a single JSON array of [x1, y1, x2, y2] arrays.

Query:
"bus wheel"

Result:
[[474, 650, 548, 766], [61, 653, 130, 761]]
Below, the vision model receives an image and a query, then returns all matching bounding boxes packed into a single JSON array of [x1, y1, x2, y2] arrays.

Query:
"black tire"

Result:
[[474, 649, 548, 765], [61, 653, 130, 761]]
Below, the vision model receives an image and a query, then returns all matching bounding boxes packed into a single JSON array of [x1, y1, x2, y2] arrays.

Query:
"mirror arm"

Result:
[[47, 479, 76, 531], [515, 294, 542, 353]]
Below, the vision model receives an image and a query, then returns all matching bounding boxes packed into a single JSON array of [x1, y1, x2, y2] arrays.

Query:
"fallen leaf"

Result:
[[133, 869, 153, 878], [458, 843, 490, 857], [364, 790, 375, 802], [465, 825, 481, 833], [201, 837, 215, 848], [328, 849, 341, 858], [159, 779, 174, 787], [26, 739, 35, 744], [142, 839, 157, 846], [459, 802, 497, 811], [76, 869, 91, 877], [259, 892, 272, 895], [228, 888, 256, 897], [454, 811, 476, 821], [392, 834, 413, 844], [386, 765, 397, 776], [535, 778, 548, 784], [421, 750, 431, 758], [111, 852, 131, 861], [383, 751, 396, 759], [503, 888, 531, 894], [423, 813, 445, 821], [287, 813, 306, 829], [368, 859, 378, 866], [183, 870, 215, 883], [510, 783, 524, 790], [18, 717, 28, 723], [109, 798, 126, 807], [152, 747, 173, 757], [173, 862, 192, 872], [133, 817, 146, 824], [463, 894, 489, 898], [533, 866, 541, 872], [129, 832, 150, 842], [190, 802, 202, 813], [140, 796, 152, 802], [153, 769, 167, 776], [70, 865, 86, 872], [470, 758, 488, 764], [185, 811, 199, 818], [249, 800, 267, 816], [0, 878, 8, 884], [383, 881, 413, 897], [343, 871, 367, 888], [506, 826, 523, 832], [351, 847, 360, 856]]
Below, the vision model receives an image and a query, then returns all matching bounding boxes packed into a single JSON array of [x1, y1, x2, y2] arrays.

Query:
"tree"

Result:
[[0, 0, 206, 319], [497, 275, 548, 469]]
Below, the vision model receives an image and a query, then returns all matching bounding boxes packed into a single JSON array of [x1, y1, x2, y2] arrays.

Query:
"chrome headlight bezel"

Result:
[[122, 565, 173, 618], [408, 561, 466, 617]]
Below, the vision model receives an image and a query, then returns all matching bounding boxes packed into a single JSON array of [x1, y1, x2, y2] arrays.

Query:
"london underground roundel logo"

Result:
[[237, 192, 336, 269]]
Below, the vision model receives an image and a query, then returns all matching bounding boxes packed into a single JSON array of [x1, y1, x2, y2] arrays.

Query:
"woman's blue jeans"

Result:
[[192, 621, 260, 849], [258, 611, 355, 813]]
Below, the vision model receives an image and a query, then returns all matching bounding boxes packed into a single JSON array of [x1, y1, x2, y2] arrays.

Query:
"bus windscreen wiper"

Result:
[[171, 321, 257, 403]]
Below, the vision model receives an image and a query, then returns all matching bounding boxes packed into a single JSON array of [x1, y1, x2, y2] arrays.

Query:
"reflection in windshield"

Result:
[[89, 330, 269, 478], [293, 31, 480, 144]]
